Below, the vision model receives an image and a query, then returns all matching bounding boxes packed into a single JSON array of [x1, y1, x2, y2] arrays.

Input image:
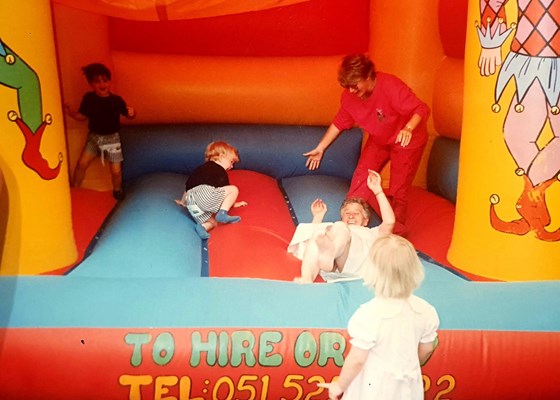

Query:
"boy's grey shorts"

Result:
[[85, 132, 124, 164], [186, 185, 226, 224]]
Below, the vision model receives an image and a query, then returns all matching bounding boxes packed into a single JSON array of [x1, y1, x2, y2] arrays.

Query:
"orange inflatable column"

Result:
[[0, 0, 77, 274], [52, 3, 114, 190], [368, 0, 443, 188], [448, 0, 560, 280]]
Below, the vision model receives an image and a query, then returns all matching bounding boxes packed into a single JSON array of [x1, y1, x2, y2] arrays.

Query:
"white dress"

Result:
[[287, 223, 380, 282], [342, 296, 439, 399]]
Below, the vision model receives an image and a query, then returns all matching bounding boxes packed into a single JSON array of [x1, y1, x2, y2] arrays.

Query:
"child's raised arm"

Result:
[[367, 170, 395, 235], [310, 198, 327, 223]]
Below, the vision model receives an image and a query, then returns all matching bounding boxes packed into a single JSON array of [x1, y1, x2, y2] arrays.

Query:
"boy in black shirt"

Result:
[[65, 63, 135, 200]]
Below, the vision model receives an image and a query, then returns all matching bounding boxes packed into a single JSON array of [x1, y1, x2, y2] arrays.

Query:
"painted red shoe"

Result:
[[489, 175, 560, 241]]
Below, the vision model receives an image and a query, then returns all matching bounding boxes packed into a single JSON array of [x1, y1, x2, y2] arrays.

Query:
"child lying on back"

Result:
[[289, 170, 395, 283]]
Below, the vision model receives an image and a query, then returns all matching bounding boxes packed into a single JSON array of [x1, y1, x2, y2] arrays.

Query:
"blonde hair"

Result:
[[340, 198, 373, 221], [205, 141, 240, 162], [363, 234, 424, 299]]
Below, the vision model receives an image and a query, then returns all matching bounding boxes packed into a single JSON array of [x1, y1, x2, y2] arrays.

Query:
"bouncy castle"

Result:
[[1, 0, 559, 399]]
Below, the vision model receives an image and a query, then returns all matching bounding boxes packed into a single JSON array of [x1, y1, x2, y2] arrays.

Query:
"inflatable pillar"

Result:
[[448, 0, 560, 281], [0, 0, 77, 274], [369, 0, 441, 103], [368, 0, 443, 188]]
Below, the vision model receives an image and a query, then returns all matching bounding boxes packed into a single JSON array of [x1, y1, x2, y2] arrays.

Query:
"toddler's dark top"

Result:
[[185, 161, 229, 191], [79, 92, 128, 135]]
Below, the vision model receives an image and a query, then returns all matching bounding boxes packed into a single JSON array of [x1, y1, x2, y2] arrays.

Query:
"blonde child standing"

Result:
[[176, 141, 246, 239], [319, 234, 440, 399], [288, 170, 395, 283]]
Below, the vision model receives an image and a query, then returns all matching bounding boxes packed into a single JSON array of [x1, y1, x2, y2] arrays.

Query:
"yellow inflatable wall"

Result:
[[0, 0, 76, 274], [448, 0, 560, 280]]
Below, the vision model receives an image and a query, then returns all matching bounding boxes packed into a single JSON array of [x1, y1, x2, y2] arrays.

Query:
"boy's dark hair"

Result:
[[82, 63, 111, 83]]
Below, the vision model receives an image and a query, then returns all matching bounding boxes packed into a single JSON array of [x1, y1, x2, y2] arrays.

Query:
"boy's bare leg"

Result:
[[203, 218, 217, 232], [110, 161, 125, 200], [72, 150, 96, 187], [109, 161, 122, 191], [216, 185, 241, 223], [220, 185, 239, 210], [194, 218, 216, 240]]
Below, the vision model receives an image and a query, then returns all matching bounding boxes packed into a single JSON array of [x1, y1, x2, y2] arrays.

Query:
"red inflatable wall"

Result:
[[109, 0, 370, 56], [1, 327, 559, 399]]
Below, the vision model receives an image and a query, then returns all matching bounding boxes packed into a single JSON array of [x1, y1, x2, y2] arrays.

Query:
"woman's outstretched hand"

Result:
[[304, 148, 324, 170]]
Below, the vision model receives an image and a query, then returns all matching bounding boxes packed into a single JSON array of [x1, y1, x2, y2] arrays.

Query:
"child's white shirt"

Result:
[[342, 295, 439, 399]]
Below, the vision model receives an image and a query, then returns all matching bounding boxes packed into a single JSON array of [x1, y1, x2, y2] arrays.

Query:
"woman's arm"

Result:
[[304, 123, 342, 170], [395, 112, 422, 147]]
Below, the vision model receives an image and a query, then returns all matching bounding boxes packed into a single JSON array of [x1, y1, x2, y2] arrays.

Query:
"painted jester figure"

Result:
[[0, 39, 62, 180], [478, 0, 560, 241]]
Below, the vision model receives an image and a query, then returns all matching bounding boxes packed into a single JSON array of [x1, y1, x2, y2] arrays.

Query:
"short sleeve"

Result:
[[332, 99, 356, 132], [386, 74, 430, 120], [116, 95, 128, 116], [347, 304, 379, 350], [78, 93, 91, 116], [420, 305, 440, 343]]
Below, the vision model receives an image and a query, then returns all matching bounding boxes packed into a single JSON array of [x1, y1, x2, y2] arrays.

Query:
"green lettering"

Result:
[[258, 331, 283, 366], [190, 331, 218, 367], [218, 331, 229, 367], [317, 331, 346, 367], [294, 331, 317, 367], [125, 333, 152, 367], [231, 330, 256, 367], [153, 332, 175, 366]]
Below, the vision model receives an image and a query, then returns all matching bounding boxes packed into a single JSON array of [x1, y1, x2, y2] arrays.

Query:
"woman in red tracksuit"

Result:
[[305, 53, 430, 236]]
